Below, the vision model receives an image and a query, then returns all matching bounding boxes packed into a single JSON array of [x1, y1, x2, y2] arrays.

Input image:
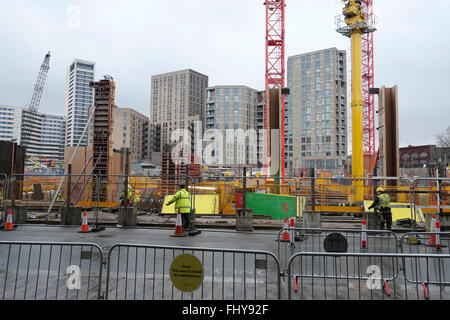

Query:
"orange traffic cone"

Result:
[[4, 209, 14, 231], [428, 215, 436, 246], [170, 208, 186, 237], [78, 210, 90, 233], [280, 217, 290, 242]]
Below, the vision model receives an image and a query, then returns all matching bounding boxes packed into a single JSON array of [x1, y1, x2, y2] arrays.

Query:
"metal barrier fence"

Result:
[[277, 228, 399, 275], [0, 173, 8, 223], [1, 238, 450, 300], [1, 174, 447, 225], [9, 174, 96, 203], [287, 252, 450, 300], [296, 176, 414, 208], [5, 174, 99, 209], [413, 178, 450, 231], [0, 241, 104, 300], [400, 232, 450, 255], [105, 244, 281, 300], [399, 232, 450, 289]]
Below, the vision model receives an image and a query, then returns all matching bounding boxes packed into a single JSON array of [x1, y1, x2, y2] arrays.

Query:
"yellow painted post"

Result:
[[351, 28, 364, 202], [337, 0, 371, 203]]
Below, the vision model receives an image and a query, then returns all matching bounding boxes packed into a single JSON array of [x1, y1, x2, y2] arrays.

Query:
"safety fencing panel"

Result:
[[400, 232, 450, 255], [412, 178, 450, 232], [0, 241, 104, 300], [277, 228, 399, 275], [412, 178, 450, 209], [4, 174, 99, 222], [296, 176, 415, 220], [399, 232, 450, 296], [106, 244, 281, 300], [0, 173, 8, 223], [10, 174, 96, 204], [105, 174, 193, 215], [287, 252, 450, 300]]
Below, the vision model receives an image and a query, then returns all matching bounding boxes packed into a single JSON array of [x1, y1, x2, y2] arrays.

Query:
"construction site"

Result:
[[0, 0, 449, 303]]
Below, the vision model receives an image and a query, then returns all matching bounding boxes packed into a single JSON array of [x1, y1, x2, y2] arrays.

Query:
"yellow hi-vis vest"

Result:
[[377, 193, 391, 210], [168, 189, 191, 213]]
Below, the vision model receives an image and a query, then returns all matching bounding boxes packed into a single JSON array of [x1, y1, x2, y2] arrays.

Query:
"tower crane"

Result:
[[264, 0, 286, 178], [360, 1, 377, 172]]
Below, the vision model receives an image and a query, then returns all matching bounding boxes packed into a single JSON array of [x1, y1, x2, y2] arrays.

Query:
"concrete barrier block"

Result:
[[364, 212, 381, 230], [236, 208, 254, 231], [302, 210, 321, 229], [60, 207, 82, 225], [118, 207, 137, 226]]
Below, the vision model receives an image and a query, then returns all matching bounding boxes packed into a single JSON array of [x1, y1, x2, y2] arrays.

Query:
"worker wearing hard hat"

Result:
[[369, 187, 392, 230], [166, 183, 191, 230]]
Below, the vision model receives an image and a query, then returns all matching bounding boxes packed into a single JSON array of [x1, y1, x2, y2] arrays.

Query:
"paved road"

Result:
[[0, 225, 284, 300], [1, 225, 449, 300], [0, 224, 280, 253]]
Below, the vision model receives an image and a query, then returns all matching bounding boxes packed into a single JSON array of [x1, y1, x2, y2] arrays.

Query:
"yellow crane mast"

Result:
[[337, 0, 376, 202]]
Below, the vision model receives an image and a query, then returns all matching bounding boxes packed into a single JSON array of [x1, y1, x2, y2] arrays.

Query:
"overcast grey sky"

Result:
[[0, 0, 449, 149]]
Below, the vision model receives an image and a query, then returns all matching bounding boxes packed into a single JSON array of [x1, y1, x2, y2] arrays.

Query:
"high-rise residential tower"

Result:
[[112, 107, 149, 162], [286, 48, 348, 175], [149, 69, 208, 164], [64, 59, 95, 147], [204, 85, 258, 166]]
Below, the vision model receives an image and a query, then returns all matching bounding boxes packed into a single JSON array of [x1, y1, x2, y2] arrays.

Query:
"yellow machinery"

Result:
[[337, 0, 376, 202]]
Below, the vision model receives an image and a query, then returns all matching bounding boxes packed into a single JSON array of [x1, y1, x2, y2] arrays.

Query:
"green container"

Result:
[[246, 193, 298, 220]]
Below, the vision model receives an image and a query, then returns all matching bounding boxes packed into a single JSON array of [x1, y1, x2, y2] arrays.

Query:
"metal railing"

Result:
[[1, 174, 446, 226], [277, 227, 399, 275], [400, 232, 450, 255], [287, 252, 450, 300], [0, 241, 104, 300], [7, 173, 98, 204], [0, 173, 9, 224], [0, 236, 449, 300], [105, 244, 281, 300], [412, 178, 450, 227]]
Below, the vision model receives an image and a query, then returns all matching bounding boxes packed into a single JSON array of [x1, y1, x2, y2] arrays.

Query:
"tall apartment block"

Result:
[[204, 86, 258, 166], [0, 105, 65, 166], [255, 91, 266, 167], [149, 69, 208, 164], [112, 107, 149, 162], [286, 48, 348, 174], [64, 59, 95, 147], [0, 105, 22, 142]]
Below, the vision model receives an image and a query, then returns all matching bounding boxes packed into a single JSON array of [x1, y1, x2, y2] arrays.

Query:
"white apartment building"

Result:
[[65, 59, 95, 147], [0, 105, 65, 165]]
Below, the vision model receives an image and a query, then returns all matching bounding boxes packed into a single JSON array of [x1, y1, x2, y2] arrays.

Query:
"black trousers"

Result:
[[181, 213, 190, 231], [378, 208, 392, 230]]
